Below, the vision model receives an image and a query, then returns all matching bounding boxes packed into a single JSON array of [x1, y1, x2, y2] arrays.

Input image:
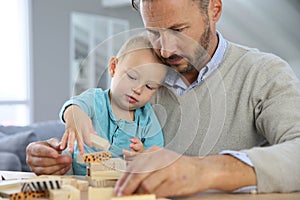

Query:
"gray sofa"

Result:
[[0, 120, 65, 172]]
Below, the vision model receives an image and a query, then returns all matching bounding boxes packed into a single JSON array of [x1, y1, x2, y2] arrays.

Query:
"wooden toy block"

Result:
[[111, 194, 156, 200], [0, 180, 22, 196], [75, 179, 89, 192], [38, 175, 89, 192], [90, 170, 122, 179], [88, 187, 158, 200], [87, 177, 117, 188], [49, 185, 80, 200], [61, 177, 78, 188], [77, 151, 112, 164], [20, 178, 61, 192], [87, 162, 111, 173], [0, 177, 61, 198], [90, 134, 111, 151], [89, 158, 126, 172], [88, 187, 114, 200], [9, 190, 49, 200]]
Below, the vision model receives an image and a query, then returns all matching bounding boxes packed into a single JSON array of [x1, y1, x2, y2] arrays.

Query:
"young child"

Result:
[[59, 35, 167, 175]]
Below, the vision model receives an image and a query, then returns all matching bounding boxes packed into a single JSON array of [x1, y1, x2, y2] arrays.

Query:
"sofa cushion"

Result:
[[0, 120, 65, 140], [0, 130, 37, 171], [28, 120, 65, 141], [0, 152, 22, 171]]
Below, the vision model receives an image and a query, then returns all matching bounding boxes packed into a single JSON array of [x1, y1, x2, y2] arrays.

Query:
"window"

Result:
[[71, 12, 129, 95], [0, 0, 31, 126]]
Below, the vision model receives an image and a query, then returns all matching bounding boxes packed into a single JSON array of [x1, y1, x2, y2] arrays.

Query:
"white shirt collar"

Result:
[[164, 31, 228, 95]]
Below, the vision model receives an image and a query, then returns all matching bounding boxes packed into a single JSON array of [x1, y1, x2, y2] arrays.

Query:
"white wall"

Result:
[[30, 0, 143, 122], [30, 0, 300, 122], [218, 0, 300, 73]]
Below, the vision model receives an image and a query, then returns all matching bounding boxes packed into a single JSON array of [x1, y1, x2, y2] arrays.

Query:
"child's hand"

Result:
[[129, 137, 145, 153], [60, 105, 97, 155], [123, 146, 161, 165]]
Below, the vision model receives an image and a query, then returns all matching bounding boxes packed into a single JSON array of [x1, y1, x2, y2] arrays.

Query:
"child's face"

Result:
[[109, 49, 166, 111]]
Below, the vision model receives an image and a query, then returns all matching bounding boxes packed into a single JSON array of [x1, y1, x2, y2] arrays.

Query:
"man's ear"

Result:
[[210, 0, 222, 23], [109, 57, 118, 77], [208, 0, 222, 24]]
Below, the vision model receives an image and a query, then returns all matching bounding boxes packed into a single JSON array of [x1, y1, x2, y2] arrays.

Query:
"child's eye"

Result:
[[146, 83, 160, 91], [127, 72, 137, 80], [145, 84, 154, 90]]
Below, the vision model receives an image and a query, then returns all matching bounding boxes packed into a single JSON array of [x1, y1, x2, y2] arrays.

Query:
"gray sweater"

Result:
[[151, 42, 300, 193]]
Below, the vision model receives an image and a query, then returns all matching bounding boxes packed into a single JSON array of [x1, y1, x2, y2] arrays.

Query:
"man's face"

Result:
[[140, 0, 213, 84]]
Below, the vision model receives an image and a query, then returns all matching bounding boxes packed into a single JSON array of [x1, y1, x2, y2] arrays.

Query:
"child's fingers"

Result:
[[90, 130, 98, 135], [67, 131, 76, 153], [130, 143, 142, 152], [129, 143, 136, 150], [129, 138, 136, 143], [130, 137, 141, 144], [123, 149, 138, 162], [82, 132, 92, 147], [80, 128, 97, 147], [76, 134, 85, 155], [60, 131, 69, 150]]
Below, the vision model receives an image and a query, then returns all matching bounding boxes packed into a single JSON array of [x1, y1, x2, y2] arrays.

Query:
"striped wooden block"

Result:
[[21, 178, 61, 192]]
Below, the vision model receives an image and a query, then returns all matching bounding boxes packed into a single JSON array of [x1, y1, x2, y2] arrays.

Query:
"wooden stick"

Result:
[[90, 134, 110, 151]]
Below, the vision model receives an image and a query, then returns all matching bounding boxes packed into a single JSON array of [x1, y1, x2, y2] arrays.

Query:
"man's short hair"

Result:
[[131, 0, 210, 14]]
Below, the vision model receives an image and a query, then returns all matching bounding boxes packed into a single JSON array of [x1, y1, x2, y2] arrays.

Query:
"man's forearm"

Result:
[[197, 154, 257, 191]]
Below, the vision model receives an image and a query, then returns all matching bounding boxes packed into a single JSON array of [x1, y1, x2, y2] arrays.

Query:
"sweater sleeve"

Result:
[[242, 55, 300, 193]]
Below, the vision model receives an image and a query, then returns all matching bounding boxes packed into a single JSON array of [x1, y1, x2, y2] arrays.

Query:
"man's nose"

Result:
[[160, 47, 173, 59], [158, 32, 174, 59]]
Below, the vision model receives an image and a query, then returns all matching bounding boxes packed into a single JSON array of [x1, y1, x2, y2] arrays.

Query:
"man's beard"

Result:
[[177, 18, 211, 74]]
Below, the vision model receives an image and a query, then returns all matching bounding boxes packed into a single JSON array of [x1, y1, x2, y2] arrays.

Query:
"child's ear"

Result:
[[109, 57, 118, 77]]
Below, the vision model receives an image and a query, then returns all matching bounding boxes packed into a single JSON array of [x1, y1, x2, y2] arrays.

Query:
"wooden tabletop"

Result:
[[1, 170, 36, 180], [1, 171, 300, 200], [178, 190, 300, 200]]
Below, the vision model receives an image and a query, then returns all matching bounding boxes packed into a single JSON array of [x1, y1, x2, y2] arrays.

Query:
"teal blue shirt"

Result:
[[60, 88, 164, 175]]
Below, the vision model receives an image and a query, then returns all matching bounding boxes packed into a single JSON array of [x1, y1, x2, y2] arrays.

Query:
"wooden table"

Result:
[[1, 171, 300, 200], [1, 170, 36, 180]]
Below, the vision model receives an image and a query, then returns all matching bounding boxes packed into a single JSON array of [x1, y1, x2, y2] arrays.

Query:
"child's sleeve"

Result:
[[61, 149, 74, 175], [59, 88, 97, 123]]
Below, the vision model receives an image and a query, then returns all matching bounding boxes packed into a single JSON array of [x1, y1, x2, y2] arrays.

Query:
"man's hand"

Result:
[[115, 148, 257, 198], [26, 138, 72, 175]]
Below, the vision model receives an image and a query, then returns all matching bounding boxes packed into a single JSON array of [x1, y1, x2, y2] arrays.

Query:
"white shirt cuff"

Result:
[[219, 150, 254, 167]]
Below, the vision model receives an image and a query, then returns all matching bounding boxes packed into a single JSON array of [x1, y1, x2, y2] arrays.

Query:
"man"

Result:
[[114, 0, 300, 197], [27, 0, 300, 198]]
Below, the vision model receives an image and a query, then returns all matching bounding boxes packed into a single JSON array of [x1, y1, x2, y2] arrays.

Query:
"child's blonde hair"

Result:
[[116, 35, 159, 61]]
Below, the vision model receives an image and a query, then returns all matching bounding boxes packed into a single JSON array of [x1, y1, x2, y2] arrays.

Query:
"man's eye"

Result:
[[147, 29, 160, 37], [173, 28, 184, 32]]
